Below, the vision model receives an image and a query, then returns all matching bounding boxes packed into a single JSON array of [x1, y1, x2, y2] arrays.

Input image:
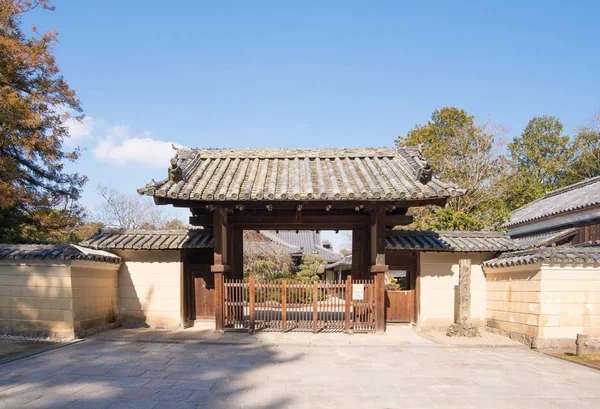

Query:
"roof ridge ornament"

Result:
[[417, 161, 433, 184], [168, 158, 183, 182]]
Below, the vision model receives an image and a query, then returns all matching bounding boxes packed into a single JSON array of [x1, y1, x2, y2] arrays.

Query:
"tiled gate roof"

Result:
[[138, 147, 464, 202]]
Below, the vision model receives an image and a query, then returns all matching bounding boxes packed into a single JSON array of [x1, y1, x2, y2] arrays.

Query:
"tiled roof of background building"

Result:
[[138, 147, 464, 202], [261, 230, 344, 262], [512, 227, 578, 249], [505, 177, 600, 228], [244, 231, 303, 255]]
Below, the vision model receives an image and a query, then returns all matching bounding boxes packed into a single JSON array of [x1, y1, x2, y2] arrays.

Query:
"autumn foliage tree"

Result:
[[0, 0, 86, 242]]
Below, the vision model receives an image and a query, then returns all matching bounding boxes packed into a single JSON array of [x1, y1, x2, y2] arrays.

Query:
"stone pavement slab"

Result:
[[0, 330, 598, 409]]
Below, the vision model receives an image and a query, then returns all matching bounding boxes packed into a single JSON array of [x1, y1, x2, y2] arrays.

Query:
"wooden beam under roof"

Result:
[[189, 213, 412, 229], [155, 197, 448, 209]]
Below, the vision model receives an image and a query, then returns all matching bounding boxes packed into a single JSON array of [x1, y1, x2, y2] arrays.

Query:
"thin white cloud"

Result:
[[65, 116, 95, 144], [107, 124, 130, 139], [93, 131, 178, 168]]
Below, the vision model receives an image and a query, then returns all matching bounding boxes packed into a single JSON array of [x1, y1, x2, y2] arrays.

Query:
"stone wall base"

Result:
[[117, 314, 181, 329], [485, 326, 600, 350], [485, 327, 535, 348], [76, 322, 118, 338]]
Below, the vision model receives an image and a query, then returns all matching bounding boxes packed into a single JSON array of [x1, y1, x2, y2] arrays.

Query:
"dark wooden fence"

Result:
[[219, 276, 382, 333]]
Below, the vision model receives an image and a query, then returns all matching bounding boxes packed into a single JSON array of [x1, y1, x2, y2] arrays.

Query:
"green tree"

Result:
[[502, 116, 572, 210], [565, 114, 600, 184], [296, 254, 326, 282], [396, 107, 507, 230], [0, 0, 86, 243]]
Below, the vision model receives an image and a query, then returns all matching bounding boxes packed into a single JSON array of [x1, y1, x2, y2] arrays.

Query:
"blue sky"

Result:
[[28, 1, 600, 250]]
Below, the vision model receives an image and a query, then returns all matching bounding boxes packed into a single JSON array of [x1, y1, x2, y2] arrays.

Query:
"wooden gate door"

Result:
[[385, 290, 414, 323], [220, 276, 381, 333], [194, 267, 215, 319]]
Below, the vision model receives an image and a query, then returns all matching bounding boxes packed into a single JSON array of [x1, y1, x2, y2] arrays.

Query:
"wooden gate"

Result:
[[385, 290, 414, 323], [193, 267, 215, 319], [220, 276, 381, 333]]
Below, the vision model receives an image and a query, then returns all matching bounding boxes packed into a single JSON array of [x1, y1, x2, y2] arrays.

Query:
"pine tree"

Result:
[[0, 0, 86, 242]]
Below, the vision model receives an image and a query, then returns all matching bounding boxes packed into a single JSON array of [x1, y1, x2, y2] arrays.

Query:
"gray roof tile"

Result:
[[81, 228, 213, 250], [484, 246, 600, 268], [138, 147, 464, 202], [0, 244, 121, 264], [506, 177, 600, 228], [385, 230, 520, 252], [261, 230, 344, 262], [513, 227, 578, 249]]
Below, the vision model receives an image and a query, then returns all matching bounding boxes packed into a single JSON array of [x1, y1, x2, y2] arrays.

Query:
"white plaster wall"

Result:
[[71, 261, 119, 334], [114, 250, 182, 328], [484, 263, 600, 341], [0, 260, 119, 338], [0, 262, 75, 338], [538, 265, 600, 339], [485, 264, 542, 338], [419, 252, 491, 328]]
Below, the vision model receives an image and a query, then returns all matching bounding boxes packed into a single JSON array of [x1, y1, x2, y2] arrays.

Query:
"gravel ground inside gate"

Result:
[[1, 328, 599, 409]]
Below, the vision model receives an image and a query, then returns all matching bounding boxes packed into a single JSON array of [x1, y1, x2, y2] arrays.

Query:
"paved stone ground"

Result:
[[420, 329, 524, 347], [88, 324, 433, 347], [0, 329, 599, 409]]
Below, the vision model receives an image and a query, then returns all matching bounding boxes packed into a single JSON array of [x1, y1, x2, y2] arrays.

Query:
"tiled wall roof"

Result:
[[81, 228, 213, 250], [385, 230, 519, 252], [0, 244, 121, 264], [484, 247, 600, 268]]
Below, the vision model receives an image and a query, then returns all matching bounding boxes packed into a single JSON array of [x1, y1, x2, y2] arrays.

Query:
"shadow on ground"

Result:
[[0, 337, 300, 408], [0, 340, 59, 361]]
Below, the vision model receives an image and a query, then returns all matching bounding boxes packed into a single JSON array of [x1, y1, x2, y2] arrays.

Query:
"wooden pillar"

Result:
[[214, 272, 224, 331], [180, 251, 190, 328], [212, 206, 231, 331], [369, 207, 388, 333], [369, 207, 387, 270], [229, 227, 243, 280], [249, 276, 255, 332], [352, 228, 368, 280], [281, 280, 287, 333], [414, 252, 421, 326], [344, 276, 352, 332], [313, 281, 319, 333]]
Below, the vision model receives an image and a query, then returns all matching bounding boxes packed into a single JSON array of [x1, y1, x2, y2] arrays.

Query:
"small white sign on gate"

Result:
[[352, 284, 364, 300]]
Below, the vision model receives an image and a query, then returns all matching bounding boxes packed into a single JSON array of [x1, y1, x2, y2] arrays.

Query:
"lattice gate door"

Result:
[[221, 276, 379, 333]]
